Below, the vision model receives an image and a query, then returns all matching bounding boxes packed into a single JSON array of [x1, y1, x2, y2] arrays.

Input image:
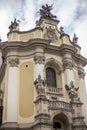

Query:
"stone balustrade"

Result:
[[48, 100, 72, 112], [46, 87, 63, 95]]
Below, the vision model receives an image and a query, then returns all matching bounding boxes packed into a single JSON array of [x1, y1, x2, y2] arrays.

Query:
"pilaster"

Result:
[[78, 66, 87, 124], [6, 58, 19, 123], [34, 55, 45, 80], [63, 52, 74, 86]]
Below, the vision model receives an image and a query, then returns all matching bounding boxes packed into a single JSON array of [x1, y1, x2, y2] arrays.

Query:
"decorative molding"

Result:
[[49, 100, 72, 112], [34, 55, 45, 64], [72, 117, 86, 128], [8, 59, 19, 67]]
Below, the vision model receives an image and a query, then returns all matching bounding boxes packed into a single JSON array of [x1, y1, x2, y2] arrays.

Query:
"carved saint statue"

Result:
[[72, 33, 78, 44], [9, 18, 19, 32], [65, 81, 79, 100], [39, 4, 57, 20], [34, 74, 45, 95]]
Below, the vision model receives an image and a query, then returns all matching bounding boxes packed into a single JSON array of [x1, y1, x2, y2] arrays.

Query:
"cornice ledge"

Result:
[[60, 44, 77, 54], [1, 38, 50, 51], [75, 53, 87, 66], [45, 44, 77, 55], [28, 38, 50, 45]]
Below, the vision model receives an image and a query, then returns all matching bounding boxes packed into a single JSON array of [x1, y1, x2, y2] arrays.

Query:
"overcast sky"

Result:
[[0, 0, 87, 91]]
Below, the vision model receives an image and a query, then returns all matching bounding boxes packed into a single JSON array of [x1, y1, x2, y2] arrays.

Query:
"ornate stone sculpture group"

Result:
[[65, 81, 79, 101], [39, 4, 57, 20], [9, 18, 19, 32]]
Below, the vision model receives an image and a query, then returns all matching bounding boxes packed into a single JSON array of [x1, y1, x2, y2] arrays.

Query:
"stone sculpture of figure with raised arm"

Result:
[[39, 4, 57, 20], [65, 81, 79, 101]]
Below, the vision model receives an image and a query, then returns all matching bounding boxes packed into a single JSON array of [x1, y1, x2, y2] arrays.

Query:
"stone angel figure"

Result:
[[65, 81, 79, 100], [39, 4, 57, 20]]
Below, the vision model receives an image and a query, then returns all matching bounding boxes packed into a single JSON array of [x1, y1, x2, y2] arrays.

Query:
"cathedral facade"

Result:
[[0, 4, 87, 130]]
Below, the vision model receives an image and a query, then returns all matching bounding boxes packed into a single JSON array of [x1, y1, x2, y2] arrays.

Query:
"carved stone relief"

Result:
[[44, 26, 58, 42]]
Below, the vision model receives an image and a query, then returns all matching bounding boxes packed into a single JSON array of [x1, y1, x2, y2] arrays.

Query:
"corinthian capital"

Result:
[[78, 67, 85, 79], [63, 59, 74, 70], [34, 55, 45, 64], [9, 59, 19, 67]]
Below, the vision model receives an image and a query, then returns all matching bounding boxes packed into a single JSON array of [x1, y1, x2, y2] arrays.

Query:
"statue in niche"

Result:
[[39, 4, 57, 20], [9, 18, 19, 32], [34, 74, 45, 95], [65, 81, 79, 101], [72, 33, 78, 44]]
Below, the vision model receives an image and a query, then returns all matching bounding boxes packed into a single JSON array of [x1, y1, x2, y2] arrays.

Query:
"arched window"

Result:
[[53, 122, 62, 129], [46, 67, 56, 87]]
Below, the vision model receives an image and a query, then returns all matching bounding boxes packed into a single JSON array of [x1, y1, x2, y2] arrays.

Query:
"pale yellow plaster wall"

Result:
[[20, 33, 34, 42], [61, 35, 71, 45], [19, 61, 34, 118], [8, 32, 20, 41]]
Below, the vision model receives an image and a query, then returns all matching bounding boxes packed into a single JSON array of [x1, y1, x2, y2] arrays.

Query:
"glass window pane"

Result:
[[46, 67, 56, 87]]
